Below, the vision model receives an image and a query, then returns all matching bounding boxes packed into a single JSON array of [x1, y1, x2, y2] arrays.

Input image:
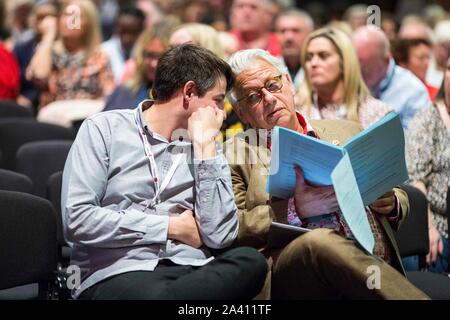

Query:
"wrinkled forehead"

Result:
[[235, 59, 279, 92]]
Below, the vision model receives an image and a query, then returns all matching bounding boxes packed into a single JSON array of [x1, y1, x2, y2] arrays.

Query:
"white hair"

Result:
[[276, 9, 315, 30], [227, 49, 288, 104], [434, 20, 450, 43]]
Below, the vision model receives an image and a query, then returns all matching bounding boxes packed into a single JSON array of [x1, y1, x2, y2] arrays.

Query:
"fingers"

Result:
[[294, 166, 305, 185], [370, 192, 396, 215]]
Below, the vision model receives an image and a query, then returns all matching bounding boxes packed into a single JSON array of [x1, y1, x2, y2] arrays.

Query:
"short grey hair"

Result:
[[228, 49, 288, 105], [275, 8, 314, 31]]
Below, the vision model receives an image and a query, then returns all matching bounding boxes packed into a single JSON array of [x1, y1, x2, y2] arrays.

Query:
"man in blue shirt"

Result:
[[353, 25, 431, 129], [62, 44, 267, 300]]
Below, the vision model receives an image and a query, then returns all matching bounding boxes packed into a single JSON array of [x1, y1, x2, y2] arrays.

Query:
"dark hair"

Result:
[[152, 43, 234, 102], [119, 6, 146, 24], [393, 38, 431, 65]]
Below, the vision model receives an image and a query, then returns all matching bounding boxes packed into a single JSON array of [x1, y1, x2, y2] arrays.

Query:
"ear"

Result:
[[182, 80, 198, 102], [234, 105, 249, 124]]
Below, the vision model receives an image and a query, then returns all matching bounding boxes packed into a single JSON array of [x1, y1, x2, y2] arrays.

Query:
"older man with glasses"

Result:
[[224, 48, 429, 300]]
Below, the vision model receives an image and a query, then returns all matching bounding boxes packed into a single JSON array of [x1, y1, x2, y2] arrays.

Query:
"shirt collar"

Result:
[[377, 58, 396, 93], [135, 100, 192, 146], [296, 111, 319, 138]]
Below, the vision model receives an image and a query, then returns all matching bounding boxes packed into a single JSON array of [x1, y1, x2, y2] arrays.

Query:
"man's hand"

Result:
[[188, 106, 225, 159], [369, 190, 396, 215], [294, 166, 339, 219], [168, 210, 203, 248], [427, 223, 444, 267]]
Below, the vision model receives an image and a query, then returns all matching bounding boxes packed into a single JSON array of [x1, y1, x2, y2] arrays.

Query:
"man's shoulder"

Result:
[[85, 108, 135, 127], [392, 65, 428, 93], [224, 129, 270, 168], [310, 119, 362, 146]]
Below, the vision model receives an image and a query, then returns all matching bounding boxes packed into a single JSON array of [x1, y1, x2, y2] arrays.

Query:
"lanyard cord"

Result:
[[133, 108, 184, 208]]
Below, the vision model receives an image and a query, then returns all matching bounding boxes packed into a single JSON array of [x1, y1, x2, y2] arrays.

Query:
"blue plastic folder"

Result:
[[266, 112, 409, 254]]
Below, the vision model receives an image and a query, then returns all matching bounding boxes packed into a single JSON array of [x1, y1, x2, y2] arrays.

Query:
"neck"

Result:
[[284, 56, 301, 74], [143, 101, 184, 141], [315, 81, 345, 106], [63, 38, 84, 53], [240, 30, 267, 48]]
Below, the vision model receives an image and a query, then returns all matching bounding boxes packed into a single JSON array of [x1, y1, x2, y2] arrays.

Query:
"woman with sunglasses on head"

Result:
[[297, 27, 391, 129]]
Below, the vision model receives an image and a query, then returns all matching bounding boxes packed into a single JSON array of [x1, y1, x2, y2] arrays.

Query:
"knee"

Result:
[[288, 228, 337, 254], [226, 246, 268, 276]]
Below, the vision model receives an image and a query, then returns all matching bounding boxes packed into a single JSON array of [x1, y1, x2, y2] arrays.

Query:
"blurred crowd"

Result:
[[0, 0, 449, 274]]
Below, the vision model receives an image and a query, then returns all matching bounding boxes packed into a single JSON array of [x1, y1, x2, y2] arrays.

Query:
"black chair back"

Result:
[[0, 119, 74, 170], [16, 140, 72, 197], [0, 191, 57, 299], [0, 169, 33, 194], [394, 185, 429, 269], [47, 171, 65, 247], [0, 101, 34, 118]]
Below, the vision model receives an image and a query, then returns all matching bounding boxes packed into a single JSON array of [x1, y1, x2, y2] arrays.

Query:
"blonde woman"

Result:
[[297, 27, 390, 129], [169, 23, 227, 60], [27, 0, 115, 110], [104, 19, 178, 111]]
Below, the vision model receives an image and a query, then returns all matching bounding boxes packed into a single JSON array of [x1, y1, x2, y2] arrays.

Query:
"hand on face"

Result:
[[294, 166, 340, 218], [188, 105, 225, 145], [38, 15, 58, 39]]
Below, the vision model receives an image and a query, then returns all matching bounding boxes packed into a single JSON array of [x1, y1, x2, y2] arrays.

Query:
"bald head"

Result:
[[352, 26, 391, 89], [399, 17, 432, 42]]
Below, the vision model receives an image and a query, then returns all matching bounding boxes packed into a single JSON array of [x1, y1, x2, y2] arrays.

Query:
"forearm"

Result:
[[27, 35, 54, 81], [194, 154, 239, 248], [193, 139, 217, 160]]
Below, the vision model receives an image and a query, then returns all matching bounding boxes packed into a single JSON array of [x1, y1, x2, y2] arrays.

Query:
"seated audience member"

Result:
[[274, 9, 314, 90], [169, 22, 244, 137], [398, 16, 433, 42], [13, 0, 59, 109], [225, 48, 429, 299], [228, 0, 281, 56], [101, 5, 145, 82], [393, 38, 439, 102], [297, 27, 390, 129], [352, 26, 431, 129], [0, 43, 20, 101], [403, 56, 450, 274], [119, 14, 181, 84], [26, 0, 115, 116], [103, 23, 173, 111], [169, 23, 227, 59], [61, 44, 267, 300]]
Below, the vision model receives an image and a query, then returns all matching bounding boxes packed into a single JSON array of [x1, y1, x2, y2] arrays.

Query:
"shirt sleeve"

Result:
[[61, 118, 170, 248], [193, 145, 239, 249]]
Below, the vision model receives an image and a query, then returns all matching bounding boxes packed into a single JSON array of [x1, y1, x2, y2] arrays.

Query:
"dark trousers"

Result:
[[79, 247, 267, 300]]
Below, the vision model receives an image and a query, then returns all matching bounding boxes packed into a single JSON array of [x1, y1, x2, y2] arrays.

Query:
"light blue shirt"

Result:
[[61, 100, 239, 298], [374, 58, 431, 129]]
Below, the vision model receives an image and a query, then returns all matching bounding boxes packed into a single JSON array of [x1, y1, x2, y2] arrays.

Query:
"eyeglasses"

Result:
[[143, 51, 163, 61], [237, 75, 283, 107]]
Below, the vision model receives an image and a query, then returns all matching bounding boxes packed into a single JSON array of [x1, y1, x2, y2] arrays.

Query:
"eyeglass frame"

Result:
[[236, 74, 284, 108]]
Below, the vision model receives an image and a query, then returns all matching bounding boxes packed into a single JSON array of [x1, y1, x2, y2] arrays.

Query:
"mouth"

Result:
[[266, 108, 283, 120]]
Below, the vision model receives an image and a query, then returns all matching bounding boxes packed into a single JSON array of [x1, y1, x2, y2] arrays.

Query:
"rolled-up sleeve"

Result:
[[193, 150, 239, 249], [61, 118, 169, 248]]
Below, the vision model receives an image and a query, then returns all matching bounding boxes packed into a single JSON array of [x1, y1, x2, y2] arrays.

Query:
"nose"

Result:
[[261, 88, 277, 107]]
